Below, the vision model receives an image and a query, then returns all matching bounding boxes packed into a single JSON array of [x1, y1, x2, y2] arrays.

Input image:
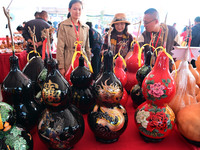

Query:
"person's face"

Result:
[[69, 2, 82, 20], [114, 22, 126, 33], [143, 14, 158, 32]]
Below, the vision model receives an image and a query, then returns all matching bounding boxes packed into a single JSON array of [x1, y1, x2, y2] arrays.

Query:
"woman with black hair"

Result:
[[56, 0, 90, 76], [102, 13, 133, 60]]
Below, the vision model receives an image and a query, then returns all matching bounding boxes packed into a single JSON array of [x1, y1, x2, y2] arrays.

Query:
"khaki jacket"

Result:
[[56, 17, 90, 71]]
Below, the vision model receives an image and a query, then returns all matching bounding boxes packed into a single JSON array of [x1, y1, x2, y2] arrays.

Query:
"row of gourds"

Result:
[[1, 36, 200, 149]]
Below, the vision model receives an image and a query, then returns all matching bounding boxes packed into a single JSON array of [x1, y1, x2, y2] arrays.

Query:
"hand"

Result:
[[27, 39, 32, 43], [59, 68, 65, 76], [35, 41, 43, 48]]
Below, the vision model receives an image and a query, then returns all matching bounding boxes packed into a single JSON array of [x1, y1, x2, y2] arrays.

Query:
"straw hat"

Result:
[[111, 13, 130, 25]]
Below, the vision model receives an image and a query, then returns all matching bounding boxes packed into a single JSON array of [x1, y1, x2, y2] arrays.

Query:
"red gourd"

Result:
[[125, 43, 144, 92], [114, 56, 127, 87], [142, 51, 176, 106], [135, 50, 176, 142]]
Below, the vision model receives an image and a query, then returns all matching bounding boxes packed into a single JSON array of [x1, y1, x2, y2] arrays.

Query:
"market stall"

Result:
[[0, 50, 27, 83], [31, 97, 196, 150]]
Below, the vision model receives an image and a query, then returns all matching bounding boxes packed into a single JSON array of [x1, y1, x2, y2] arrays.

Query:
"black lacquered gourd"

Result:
[[88, 50, 128, 143], [38, 58, 85, 150], [70, 55, 95, 114]]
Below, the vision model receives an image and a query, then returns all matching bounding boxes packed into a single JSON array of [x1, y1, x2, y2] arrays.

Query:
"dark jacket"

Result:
[[22, 18, 50, 55], [191, 23, 200, 47]]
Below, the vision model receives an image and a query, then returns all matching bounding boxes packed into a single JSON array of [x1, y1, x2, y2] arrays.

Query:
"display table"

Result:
[[0, 51, 27, 83], [31, 97, 198, 150]]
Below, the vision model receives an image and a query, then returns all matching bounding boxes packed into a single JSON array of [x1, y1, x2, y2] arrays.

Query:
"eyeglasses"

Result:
[[143, 19, 156, 25]]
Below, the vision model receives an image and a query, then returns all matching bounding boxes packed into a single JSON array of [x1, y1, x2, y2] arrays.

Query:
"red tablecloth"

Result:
[[31, 97, 199, 150], [0, 51, 28, 83]]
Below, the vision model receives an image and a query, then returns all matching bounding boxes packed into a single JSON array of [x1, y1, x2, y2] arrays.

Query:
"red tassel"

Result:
[[42, 39, 47, 60]]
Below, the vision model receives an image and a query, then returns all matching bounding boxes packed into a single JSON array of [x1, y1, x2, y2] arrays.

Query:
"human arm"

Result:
[[84, 27, 91, 61], [56, 23, 66, 76]]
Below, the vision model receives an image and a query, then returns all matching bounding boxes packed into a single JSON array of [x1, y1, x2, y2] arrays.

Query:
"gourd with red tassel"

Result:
[[125, 43, 144, 92], [135, 50, 176, 142]]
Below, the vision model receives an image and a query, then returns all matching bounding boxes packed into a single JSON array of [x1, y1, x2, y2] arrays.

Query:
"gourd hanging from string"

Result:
[[114, 41, 128, 107], [38, 29, 85, 149]]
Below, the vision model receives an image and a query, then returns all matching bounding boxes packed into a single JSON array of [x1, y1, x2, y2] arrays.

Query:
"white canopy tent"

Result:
[[0, 0, 198, 37]]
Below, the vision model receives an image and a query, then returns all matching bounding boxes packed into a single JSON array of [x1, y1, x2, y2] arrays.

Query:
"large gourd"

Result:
[[135, 50, 176, 142]]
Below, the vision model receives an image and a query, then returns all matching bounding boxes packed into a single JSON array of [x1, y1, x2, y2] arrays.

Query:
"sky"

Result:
[[0, 0, 199, 37]]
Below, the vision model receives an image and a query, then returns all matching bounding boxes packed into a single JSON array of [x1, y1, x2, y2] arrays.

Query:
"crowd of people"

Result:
[[17, 0, 200, 77]]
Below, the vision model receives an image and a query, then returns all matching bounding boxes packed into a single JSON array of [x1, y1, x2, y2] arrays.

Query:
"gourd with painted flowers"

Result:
[[135, 49, 176, 142]]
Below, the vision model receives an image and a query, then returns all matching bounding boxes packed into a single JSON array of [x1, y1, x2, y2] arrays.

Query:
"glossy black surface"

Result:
[[130, 84, 146, 109], [2, 55, 31, 105], [14, 98, 44, 130], [70, 55, 93, 88], [2, 55, 44, 131], [38, 104, 85, 150], [88, 50, 127, 143], [88, 104, 128, 143], [93, 50, 123, 107], [136, 51, 152, 86], [22, 55, 44, 96], [42, 58, 71, 111], [70, 55, 95, 114], [71, 86, 95, 114], [39, 58, 85, 149]]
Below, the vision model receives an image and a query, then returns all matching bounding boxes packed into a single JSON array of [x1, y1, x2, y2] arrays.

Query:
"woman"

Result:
[[103, 13, 133, 60], [56, 0, 90, 76]]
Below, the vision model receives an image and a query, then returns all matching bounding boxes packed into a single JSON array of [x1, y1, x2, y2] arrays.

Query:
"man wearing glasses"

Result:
[[138, 8, 180, 71]]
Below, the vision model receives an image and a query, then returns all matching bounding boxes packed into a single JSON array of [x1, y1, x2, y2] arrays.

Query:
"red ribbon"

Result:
[[42, 38, 49, 60], [188, 37, 195, 58], [151, 28, 162, 51]]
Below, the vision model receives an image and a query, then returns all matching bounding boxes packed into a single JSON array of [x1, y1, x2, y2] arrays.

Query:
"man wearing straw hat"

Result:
[[138, 8, 180, 71]]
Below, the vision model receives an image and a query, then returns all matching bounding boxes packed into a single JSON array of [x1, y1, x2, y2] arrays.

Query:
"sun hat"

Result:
[[111, 13, 130, 25]]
